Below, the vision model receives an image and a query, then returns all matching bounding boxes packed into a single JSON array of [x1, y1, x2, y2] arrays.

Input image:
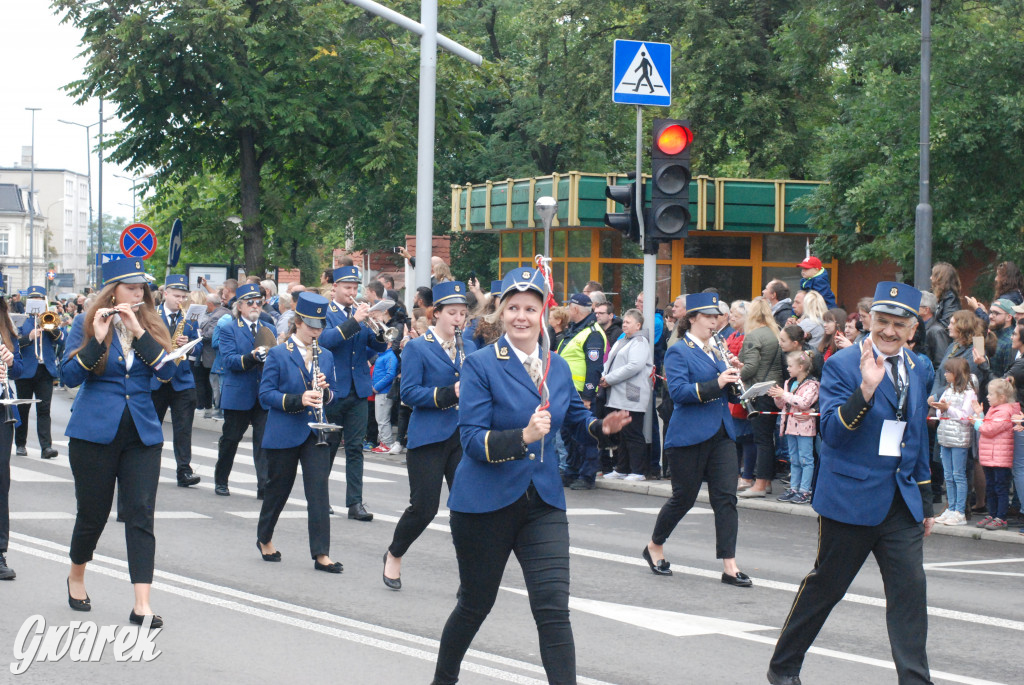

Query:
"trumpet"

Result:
[[712, 332, 755, 415], [101, 302, 144, 319], [35, 310, 61, 360], [307, 339, 341, 446], [366, 315, 401, 343]]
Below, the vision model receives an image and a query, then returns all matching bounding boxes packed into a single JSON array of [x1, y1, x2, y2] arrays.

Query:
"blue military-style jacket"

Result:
[[17, 316, 63, 379], [813, 340, 932, 526], [150, 303, 201, 392], [663, 334, 737, 449], [61, 316, 175, 446], [219, 316, 277, 411], [400, 330, 477, 450], [451, 336, 601, 514], [317, 301, 387, 399], [258, 339, 339, 449]]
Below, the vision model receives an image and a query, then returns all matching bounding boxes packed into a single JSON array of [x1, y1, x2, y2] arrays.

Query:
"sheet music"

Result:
[[154, 337, 202, 370]]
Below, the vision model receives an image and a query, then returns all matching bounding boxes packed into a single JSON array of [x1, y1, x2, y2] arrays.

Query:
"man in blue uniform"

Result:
[[15, 286, 62, 460], [767, 282, 935, 685], [318, 266, 388, 521], [152, 275, 201, 487]]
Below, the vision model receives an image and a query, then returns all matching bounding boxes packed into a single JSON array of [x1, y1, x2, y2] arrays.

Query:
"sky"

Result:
[[1, 2, 141, 226]]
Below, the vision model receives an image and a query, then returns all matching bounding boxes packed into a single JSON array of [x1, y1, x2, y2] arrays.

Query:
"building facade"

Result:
[[0, 150, 92, 292], [0, 183, 47, 293]]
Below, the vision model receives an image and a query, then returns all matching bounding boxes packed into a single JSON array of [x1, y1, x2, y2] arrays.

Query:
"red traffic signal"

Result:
[[655, 124, 693, 156]]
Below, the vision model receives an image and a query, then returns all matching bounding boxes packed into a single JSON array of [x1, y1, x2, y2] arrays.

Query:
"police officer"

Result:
[[383, 281, 476, 590], [255, 292, 344, 573], [318, 265, 388, 521], [557, 292, 606, 490], [432, 269, 630, 685], [61, 258, 175, 628], [767, 282, 935, 685], [214, 283, 275, 497], [0, 276, 24, 581], [14, 285, 62, 460], [152, 274, 201, 487]]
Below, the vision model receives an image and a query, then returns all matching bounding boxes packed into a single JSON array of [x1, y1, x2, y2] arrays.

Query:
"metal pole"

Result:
[[86, 127, 94, 288], [638, 105, 655, 444], [26, 107, 40, 288], [97, 98, 104, 289], [413, 0, 438, 290], [342, 0, 482, 65], [914, 0, 932, 290]]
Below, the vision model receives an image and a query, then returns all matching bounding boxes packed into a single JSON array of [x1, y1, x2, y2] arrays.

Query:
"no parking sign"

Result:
[[120, 223, 158, 260]]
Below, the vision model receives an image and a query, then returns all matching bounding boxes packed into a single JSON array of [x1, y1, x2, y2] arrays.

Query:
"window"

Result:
[[65, 239, 72, 253], [80, 182, 88, 200], [0, 233, 8, 257], [78, 240, 86, 253], [79, 212, 86, 226], [64, 209, 72, 226], [65, 179, 74, 196]]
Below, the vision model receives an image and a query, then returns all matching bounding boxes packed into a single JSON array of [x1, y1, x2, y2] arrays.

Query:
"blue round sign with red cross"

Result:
[[120, 223, 157, 260]]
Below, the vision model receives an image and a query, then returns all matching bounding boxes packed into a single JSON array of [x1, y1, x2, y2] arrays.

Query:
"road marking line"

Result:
[[227, 511, 306, 519], [9, 511, 75, 520], [624, 506, 713, 515], [566, 508, 623, 516], [925, 569, 1024, 578], [924, 557, 1024, 568], [8, 533, 613, 685], [9, 465, 71, 482]]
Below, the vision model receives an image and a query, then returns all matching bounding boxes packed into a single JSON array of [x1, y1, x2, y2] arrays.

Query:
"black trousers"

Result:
[[216, 407, 268, 490], [152, 383, 197, 477], [15, 367, 53, 450], [326, 393, 368, 507], [0, 422, 13, 553], [433, 485, 574, 685], [652, 427, 739, 559], [258, 433, 331, 559], [389, 431, 461, 558], [396, 402, 412, 446], [193, 362, 213, 410], [68, 408, 161, 584], [750, 397, 777, 480], [612, 409, 648, 475], [770, 493, 932, 684]]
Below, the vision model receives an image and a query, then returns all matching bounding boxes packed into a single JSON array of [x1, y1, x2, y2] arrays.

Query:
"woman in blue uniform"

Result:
[[256, 292, 343, 573], [431, 268, 630, 685], [383, 281, 476, 590], [642, 292, 754, 588], [0, 278, 24, 581], [62, 259, 174, 627]]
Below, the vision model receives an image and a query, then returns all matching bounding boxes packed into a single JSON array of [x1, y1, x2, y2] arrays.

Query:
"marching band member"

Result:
[[643, 292, 753, 588], [214, 283, 276, 497], [14, 285, 61, 460], [432, 268, 630, 685], [151, 274, 201, 487], [61, 258, 174, 627], [383, 281, 476, 590], [318, 265, 388, 521], [0, 276, 24, 581], [255, 293, 344, 573]]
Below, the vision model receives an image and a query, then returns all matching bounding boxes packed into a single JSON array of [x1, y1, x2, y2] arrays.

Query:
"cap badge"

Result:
[[890, 287, 898, 297], [454, 285, 461, 292], [136, 261, 142, 269], [316, 307, 322, 314], [522, 271, 529, 279]]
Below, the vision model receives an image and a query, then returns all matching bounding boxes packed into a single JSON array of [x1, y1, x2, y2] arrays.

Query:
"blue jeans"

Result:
[[983, 466, 1011, 520], [939, 445, 968, 513], [785, 434, 814, 493]]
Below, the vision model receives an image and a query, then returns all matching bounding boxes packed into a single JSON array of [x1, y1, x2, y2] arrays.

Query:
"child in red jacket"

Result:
[[973, 378, 1019, 530]]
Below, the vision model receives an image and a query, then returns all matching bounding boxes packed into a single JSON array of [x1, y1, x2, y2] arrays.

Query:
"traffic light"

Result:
[[649, 118, 693, 241], [604, 172, 642, 244]]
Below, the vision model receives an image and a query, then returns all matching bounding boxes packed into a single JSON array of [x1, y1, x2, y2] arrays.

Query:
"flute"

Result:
[[101, 302, 144, 319]]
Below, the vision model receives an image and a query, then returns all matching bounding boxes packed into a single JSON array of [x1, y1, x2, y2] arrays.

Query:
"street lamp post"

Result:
[[25, 107, 41, 289], [114, 175, 139, 221], [58, 113, 111, 290]]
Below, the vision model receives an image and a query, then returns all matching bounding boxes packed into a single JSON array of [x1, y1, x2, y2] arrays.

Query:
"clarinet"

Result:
[[453, 325, 465, 369], [310, 340, 327, 446], [712, 332, 754, 415]]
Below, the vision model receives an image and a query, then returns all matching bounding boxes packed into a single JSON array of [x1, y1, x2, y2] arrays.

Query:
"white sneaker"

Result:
[[388, 443, 404, 455], [935, 510, 953, 524], [603, 471, 627, 480], [624, 474, 647, 481], [948, 511, 967, 526]]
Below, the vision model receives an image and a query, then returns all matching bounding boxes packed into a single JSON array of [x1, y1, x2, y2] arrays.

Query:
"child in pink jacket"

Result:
[[973, 378, 1019, 530], [769, 351, 820, 504]]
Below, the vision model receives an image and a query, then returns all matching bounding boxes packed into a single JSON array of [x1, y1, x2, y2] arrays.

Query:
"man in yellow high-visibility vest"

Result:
[[558, 293, 607, 490]]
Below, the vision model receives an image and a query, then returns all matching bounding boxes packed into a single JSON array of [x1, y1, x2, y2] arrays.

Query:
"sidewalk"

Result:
[[595, 476, 1024, 545]]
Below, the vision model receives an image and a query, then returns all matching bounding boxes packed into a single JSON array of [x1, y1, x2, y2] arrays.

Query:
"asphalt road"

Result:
[[1, 389, 1021, 684]]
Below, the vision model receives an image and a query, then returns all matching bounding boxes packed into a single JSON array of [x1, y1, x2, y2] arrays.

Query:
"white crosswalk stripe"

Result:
[[9, 465, 71, 482], [624, 506, 713, 515], [227, 510, 306, 519]]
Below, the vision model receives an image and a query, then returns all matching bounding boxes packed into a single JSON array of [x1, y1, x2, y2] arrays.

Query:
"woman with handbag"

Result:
[[601, 309, 653, 481]]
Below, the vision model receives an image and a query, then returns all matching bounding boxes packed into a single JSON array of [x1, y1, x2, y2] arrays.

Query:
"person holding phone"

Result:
[[931, 310, 989, 402]]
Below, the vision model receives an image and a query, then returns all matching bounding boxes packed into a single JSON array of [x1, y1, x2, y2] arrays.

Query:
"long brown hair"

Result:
[[944, 357, 971, 393], [0, 298, 16, 353], [949, 309, 983, 346], [930, 262, 961, 300], [70, 283, 172, 375]]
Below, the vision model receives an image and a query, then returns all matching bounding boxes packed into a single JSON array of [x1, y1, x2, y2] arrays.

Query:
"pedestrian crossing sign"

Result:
[[613, 39, 671, 106]]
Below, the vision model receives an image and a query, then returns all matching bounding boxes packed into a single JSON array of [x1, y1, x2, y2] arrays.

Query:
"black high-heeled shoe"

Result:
[[257, 540, 281, 562], [641, 546, 672, 576], [129, 609, 163, 629], [382, 551, 401, 591], [67, 577, 91, 612]]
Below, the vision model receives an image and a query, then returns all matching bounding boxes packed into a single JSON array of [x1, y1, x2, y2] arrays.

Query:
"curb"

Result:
[[595, 478, 1024, 545]]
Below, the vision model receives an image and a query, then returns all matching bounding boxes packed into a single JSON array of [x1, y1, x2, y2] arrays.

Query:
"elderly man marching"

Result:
[[151, 275, 201, 487], [767, 282, 935, 685], [15, 286, 62, 460]]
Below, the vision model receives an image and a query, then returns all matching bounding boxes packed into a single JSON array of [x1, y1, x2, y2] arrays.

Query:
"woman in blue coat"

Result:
[[383, 281, 476, 590], [255, 292, 342, 573], [0, 281, 25, 581], [432, 268, 630, 685], [62, 259, 174, 627], [643, 292, 754, 588]]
